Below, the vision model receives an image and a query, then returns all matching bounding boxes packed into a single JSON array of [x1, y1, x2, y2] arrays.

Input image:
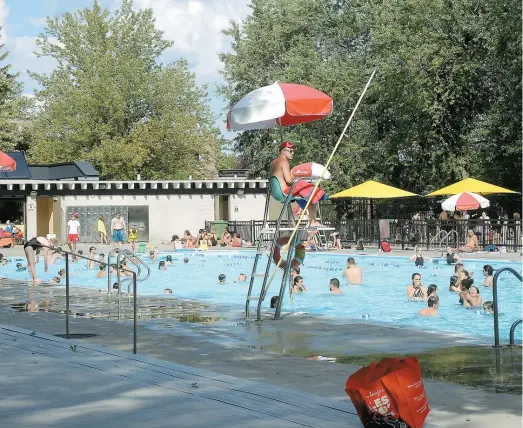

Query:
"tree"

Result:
[[219, 0, 521, 198], [0, 31, 30, 152], [28, 0, 219, 179]]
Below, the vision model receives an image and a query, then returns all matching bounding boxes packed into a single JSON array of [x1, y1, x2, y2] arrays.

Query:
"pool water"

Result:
[[2, 251, 521, 343]]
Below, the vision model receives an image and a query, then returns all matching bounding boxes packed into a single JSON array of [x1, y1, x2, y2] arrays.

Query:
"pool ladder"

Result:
[[107, 249, 151, 296], [245, 178, 334, 321], [492, 267, 522, 347]]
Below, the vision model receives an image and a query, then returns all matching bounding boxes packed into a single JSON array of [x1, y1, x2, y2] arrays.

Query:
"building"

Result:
[[0, 152, 276, 243]]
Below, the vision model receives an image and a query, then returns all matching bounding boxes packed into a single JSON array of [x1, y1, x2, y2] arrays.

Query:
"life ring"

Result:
[[272, 236, 305, 270]]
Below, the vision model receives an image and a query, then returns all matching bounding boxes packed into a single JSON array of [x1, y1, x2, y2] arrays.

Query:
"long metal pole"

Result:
[[133, 272, 137, 354], [65, 253, 70, 339]]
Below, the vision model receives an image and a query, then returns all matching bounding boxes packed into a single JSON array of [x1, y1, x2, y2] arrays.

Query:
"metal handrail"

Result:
[[509, 319, 522, 346], [493, 267, 522, 347], [429, 230, 447, 248], [49, 246, 139, 354], [107, 249, 150, 295]]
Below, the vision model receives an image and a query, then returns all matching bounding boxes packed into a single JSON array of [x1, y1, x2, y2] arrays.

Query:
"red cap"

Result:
[[279, 141, 296, 150]]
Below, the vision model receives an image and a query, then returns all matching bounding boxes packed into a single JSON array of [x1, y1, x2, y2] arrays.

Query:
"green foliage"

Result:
[[0, 33, 30, 152], [219, 0, 521, 196], [28, 0, 219, 179]]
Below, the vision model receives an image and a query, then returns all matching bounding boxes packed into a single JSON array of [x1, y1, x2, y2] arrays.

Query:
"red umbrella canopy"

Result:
[[227, 82, 333, 131], [0, 151, 16, 172]]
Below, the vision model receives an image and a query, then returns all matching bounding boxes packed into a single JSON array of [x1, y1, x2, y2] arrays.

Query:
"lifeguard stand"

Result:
[[245, 177, 334, 320]]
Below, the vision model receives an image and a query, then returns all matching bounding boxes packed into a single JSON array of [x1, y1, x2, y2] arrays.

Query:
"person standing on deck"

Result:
[[111, 213, 126, 250], [66, 213, 81, 252]]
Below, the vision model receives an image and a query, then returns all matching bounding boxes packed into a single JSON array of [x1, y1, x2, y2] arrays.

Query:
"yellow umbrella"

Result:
[[426, 178, 517, 196], [330, 180, 418, 199]]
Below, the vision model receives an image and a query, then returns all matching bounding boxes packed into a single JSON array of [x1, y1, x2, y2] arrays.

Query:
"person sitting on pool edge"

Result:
[[418, 296, 439, 317], [271, 141, 328, 228], [329, 278, 343, 294], [345, 257, 362, 285], [407, 273, 427, 300]]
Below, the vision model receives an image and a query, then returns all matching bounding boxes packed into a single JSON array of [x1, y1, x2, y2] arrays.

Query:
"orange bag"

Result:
[[345, 357, 430, 428]]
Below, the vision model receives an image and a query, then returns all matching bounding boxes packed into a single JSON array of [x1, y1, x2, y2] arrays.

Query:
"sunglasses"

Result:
[[284, 148, 295, 154]]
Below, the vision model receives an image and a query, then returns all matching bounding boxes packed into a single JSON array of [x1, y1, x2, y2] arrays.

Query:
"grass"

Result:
[[336, 345, 522, 394]]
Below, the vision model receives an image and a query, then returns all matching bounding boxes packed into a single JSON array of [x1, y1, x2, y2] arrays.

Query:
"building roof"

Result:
[[0, 152, 100, 180], [0, 151, 31, 180], [29, 161, 99, 180]]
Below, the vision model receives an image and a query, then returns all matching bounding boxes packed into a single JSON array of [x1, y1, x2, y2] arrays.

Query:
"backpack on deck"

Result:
[[381, 241, 391, 252]]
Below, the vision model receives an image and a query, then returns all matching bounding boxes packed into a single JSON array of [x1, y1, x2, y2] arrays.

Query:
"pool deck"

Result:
[[0, 244, 521, 427]]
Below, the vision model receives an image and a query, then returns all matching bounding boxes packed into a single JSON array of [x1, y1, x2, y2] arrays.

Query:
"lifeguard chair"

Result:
[[245, 176, 334, 320]]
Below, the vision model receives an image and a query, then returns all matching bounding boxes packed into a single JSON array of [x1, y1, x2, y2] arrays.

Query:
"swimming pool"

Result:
[[2, 251, 521, 343]]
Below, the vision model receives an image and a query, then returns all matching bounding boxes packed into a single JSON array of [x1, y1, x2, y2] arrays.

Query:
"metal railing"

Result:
[[509, 319, 522, 346], [207, 219, 522, 251], [50, 246, 139, 354], [492, 267, 522, 347], [107, 249, 151, 296]]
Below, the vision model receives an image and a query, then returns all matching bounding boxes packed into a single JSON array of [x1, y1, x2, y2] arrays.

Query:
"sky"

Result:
[[0, 0, 251, 137]]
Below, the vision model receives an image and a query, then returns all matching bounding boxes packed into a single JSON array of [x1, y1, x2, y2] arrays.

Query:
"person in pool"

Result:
[[165, 255, 173, 265], [158, 261, 167, 271], [164, 288, 172, 294], [23, 236, 58, 283], [96, 264, 106, 278], [218, 274, 226, 284], [407, 273, 427, 300], [329, 278, 343, 294], [291, 266, 300, 280], [418, 296, 440, 317], [183, 257, 189, 264], [270, 295, 279, 309], [444, 247, 461, 265], [460, 285, 482, 307], [409, 246, 432, 267], [482, 264, 494, 287], [449, 263, 465, 292], [235, 273, 247, 283], [483, 301, 494, 314], [87, 246, 96, 269], [427, 284, 438, 298], [345, 257, 362, 284], [291, 276, 307, 293], [271, 141, 328, 228], [16, 263, 26, 272]]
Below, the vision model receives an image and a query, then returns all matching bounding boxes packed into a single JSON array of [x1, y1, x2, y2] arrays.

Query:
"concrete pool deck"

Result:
[[0, 276, 521, 428]]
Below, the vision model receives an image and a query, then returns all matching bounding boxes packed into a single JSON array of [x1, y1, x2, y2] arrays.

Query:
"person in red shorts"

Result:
[[66, 213, 81, 251], [270, 141, 328, 227]]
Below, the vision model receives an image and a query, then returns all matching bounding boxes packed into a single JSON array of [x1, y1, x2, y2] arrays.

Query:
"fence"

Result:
[[206, 219, 523, 251]]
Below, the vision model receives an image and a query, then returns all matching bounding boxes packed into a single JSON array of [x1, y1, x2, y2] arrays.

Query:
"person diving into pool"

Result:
[[23, 236, 58, 283], [271, 141, 328, 228]]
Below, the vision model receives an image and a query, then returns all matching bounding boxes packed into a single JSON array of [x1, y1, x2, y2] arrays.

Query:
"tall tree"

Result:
[[28, 0, 219, 180], [219, 0, 521, 196], [0, 30, 29, 151]]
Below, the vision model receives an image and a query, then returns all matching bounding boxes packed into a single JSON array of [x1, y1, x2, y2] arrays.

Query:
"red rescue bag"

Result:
[[345, 357, 430, 428], [381, 241, 391, 252]]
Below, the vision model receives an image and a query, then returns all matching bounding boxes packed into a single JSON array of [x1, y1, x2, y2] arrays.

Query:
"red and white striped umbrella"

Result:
[[226, 82, 333, 131], [0, 151, 16, 172], [441, 192, 490, 211]]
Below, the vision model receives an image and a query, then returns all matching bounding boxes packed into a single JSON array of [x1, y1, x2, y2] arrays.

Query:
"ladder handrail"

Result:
[[107, 248, 150, 294], [429, 230, 447, 248], [493, 267, 522, 347], [509, 319, 522, 346], [442, 230, 458, 247]]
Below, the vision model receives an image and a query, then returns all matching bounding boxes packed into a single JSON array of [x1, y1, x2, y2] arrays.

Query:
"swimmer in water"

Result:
[[444, 247, 461, 265], [409, 246, 432, 267], [165, 255, 173, 265], [218, 274, 226, 284], [183, 257, 189, 264], [291, 276, 307, 293], [407, 273, 427, 300], [482, 265, 494, 287], [418, 296, 439, 317], [427, 284, 438, 299], [329, 278, 343, 294], [158, 261, 167, 271], [345, 257, 362, 284], [235, 273, 247, 283], [460, 285, 482, 308], [483, 301, 494, 314], [96, 264, 106, 278], [164, 288, 172, 294]]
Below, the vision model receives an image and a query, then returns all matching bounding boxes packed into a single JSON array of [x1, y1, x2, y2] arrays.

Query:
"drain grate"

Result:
[[54, 333, 99, 339]]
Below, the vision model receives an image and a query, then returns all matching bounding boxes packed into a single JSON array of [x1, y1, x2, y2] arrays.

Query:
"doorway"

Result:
[[216, 195, 230, 220]]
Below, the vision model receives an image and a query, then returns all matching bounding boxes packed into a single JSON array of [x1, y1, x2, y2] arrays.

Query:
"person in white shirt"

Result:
[[66, 213, 81, 251]]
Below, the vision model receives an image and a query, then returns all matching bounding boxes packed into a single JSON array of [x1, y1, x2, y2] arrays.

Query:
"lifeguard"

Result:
[[270, 141, 328, 227]]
